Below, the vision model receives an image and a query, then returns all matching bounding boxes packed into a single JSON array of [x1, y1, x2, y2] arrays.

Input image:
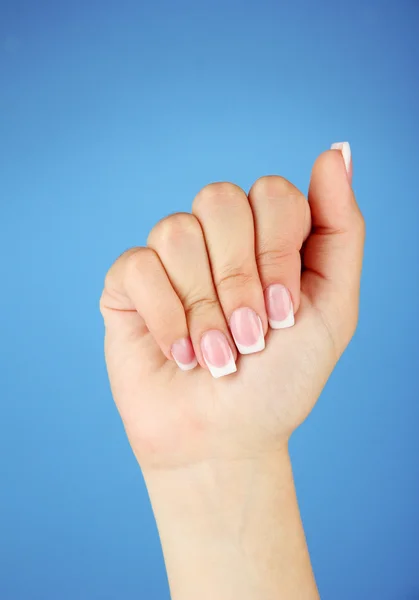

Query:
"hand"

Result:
[[100, 144, 364, 471], [100, 143, 364, 600]]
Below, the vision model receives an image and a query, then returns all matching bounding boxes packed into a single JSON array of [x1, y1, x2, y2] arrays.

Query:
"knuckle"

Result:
[[101, 247, 153, 313], [184, 295, 219, 317], [192, 182, 246, 215], [103, 269, 114, 292], [104, 247, 141, 288], [256, 247, 294, 270], [214, 267, 254, 292], [125, 247, 157, 280], [250, 175, 302, 201], [103, 265, 116, 292], [147, 212, 201, 248]]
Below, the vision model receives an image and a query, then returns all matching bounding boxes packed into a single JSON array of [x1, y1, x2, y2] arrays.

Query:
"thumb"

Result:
[[302, 143, 365, 350]]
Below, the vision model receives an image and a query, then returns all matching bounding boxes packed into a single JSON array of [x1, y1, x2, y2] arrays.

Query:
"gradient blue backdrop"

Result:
[[1, 1, 418, 598]]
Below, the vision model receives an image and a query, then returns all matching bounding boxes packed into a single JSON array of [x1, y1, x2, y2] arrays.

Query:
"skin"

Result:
[[100, 147, 365, 599]]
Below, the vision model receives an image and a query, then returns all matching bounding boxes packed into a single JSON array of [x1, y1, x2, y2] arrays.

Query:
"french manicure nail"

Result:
[[200, 330, 237, 378], [171, 337, 198, 371], [229, 307, 265, 355], [331, 141, 352, 181], [264, 284, 294, 329]]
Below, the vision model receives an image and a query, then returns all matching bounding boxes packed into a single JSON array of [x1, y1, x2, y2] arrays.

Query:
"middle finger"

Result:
[[192, 182, 267, 355]]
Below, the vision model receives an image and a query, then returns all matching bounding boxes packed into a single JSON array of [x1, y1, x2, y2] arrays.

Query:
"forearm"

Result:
[[144, 447, 319, 600]]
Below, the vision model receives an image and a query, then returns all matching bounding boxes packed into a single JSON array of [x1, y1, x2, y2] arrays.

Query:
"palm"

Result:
[[106, 295, 335, 469]]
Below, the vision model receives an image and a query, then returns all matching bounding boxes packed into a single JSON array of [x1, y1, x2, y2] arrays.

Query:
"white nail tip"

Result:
[[331, 141, 351, 174], [173, 357, 198, 371], [205, 356, 237, 379], [268, 308, 295, 330], [233, 317, 265, 355]]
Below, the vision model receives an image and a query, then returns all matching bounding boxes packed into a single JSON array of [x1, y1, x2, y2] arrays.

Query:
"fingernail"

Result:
[[331, 141, 352, 182], [200, 330, 237, 378], [171, 337, 198, 371], [264, 284, 294, 329], [229, 307, 265, 355]]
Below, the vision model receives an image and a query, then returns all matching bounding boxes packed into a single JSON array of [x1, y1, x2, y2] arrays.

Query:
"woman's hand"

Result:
[[101, 144, 363, 471], [100, 143, 364, 600]]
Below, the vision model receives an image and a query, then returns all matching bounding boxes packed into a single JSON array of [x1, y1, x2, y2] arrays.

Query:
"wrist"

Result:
[[142, 446, 318, 600], [143, 446, 292, 537]]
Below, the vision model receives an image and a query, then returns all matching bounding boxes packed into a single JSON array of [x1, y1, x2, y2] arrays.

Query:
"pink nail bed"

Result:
[[229, 307, 265, 355], [200, 330, 237, 378], [264, 284, 295, 329], [171, 337, 197, 371]]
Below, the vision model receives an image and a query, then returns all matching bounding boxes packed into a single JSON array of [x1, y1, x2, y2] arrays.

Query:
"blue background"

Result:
[[1, 0, 418, 598]]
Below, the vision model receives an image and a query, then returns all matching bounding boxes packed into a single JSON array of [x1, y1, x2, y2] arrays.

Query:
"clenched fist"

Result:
[[100, 143, 364, 473], [100, 144, 364, 599]]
